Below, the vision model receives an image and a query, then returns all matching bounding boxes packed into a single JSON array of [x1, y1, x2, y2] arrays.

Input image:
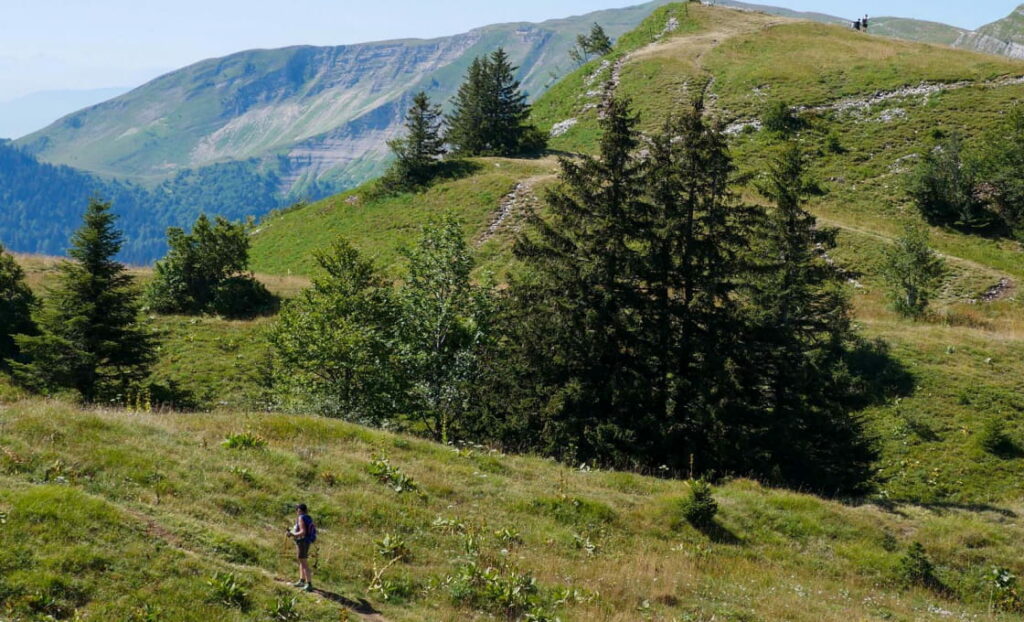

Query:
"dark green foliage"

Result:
[[897, 542, 939, 589], [146, 214, 275, 318], [380, 92, 446, 193], [0, 243, 35, 367], [907, 134, 989, 227], [482, 99, 874, 493], [680, 479, 718, 529], [0, 142, 319, 263], [976, 105, 1024, 239], [977, 418, 1016, 456], [743, 143, 876, 492], [13, 199, 156, 402], [761, 100, 801, 136], [446, 49, 546, 157], [266, 240, 400, 422], [881, 222, 946, 319]]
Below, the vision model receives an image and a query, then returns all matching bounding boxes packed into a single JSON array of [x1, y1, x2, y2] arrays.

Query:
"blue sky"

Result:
[[0, 1, 1018, 101]]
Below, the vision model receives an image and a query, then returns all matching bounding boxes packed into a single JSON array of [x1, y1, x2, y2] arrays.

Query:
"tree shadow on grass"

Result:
[[309, 587, 382, 617], [845, 337, 916, 409], [692, 520, 743, 545], [433, 158, 484, 183]]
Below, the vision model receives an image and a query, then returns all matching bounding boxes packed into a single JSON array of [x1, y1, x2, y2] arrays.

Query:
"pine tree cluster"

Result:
[[381, 48, 547, 193]]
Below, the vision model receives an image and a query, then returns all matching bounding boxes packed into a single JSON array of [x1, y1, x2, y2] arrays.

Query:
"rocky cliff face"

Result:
[[16, 1, 672, 195]]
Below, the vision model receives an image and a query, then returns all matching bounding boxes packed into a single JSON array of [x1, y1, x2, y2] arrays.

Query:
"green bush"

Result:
[[209, 276, 277, 318], [376, 533, 412, 562], [680, 479, 718, 529], [977, 418, 1015, 456], [367, 456, 419, 493], [761, 100, 801, 136], [897, 542, 938, 589]]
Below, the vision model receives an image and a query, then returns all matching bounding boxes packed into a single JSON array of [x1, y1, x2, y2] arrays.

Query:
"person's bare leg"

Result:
[[299, 558, 311, 584]]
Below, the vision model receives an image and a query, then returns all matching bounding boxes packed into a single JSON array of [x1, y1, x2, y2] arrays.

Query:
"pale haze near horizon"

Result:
[[0, 1, 1017, 104]]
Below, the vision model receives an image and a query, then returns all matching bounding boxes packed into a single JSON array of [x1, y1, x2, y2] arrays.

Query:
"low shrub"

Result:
[[680, 479, 718, 529], [221, 431, 267, 450], [206, 572, 248, 609]]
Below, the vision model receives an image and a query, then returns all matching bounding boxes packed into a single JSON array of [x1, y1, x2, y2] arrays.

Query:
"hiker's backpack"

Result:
[[302, 514, 317, 543]]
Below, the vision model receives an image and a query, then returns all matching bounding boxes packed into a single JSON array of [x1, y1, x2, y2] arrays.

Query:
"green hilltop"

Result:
[[6, 3, 1024, 620]]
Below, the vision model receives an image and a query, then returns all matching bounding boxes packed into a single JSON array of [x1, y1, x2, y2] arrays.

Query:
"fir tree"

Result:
[[382, 91, 445, 192], [744, 143, 875, 491], [497, 95, 651, 465], [445, 49, 544, 156], [445, 57, 489, 156], [585, 23, 613, 56], [0, 243, 35, 367], [14, 199, 156, 401], [639, 98, 751, 475]]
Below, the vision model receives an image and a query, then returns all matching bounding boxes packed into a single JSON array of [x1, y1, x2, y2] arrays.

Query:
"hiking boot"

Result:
[[292, 580, 306, 588], [303, 582, 314, 592]]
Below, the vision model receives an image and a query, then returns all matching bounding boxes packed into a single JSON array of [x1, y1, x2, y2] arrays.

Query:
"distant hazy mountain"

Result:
[[0, 87, 130, 140], [16, 1, 676, 194]]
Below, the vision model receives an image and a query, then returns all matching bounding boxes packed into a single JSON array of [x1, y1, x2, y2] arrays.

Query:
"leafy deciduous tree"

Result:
[[882, 222, 946, 319]]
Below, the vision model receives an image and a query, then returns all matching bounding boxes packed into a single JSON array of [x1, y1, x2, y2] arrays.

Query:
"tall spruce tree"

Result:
[[639, 98, 752, 475], [744, 143, 875, 492], [383, 91, 445, 192], [13, 199, 155, 401], [445, 49, 543, 156], [0, 243, 36, 367], [496, 95, 651, 465]]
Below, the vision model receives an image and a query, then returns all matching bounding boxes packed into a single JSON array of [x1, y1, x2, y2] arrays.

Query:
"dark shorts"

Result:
[[295, 539, 310, 559]]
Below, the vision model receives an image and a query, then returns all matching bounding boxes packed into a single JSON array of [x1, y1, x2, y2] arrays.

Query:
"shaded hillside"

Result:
[[0, 141, 294, 263]]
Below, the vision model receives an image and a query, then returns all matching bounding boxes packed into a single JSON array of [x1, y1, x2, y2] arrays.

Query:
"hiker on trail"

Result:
[[862, 15, 869, 32], [288, 503, 317, 592], [852, 19, 861, 31]]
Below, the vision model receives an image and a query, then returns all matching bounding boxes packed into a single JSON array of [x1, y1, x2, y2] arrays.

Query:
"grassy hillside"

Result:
[[1, 400, 1024, 621], [244, 4, 1024, 506], [6, 7, 1024, 619], [250, 158, 558, 278]]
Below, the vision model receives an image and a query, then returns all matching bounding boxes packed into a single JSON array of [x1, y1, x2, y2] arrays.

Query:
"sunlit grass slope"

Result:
[[1, 401, 1024, 621]]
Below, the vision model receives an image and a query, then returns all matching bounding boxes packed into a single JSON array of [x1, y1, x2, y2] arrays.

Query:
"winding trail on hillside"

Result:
[[477, 174, 556, 246], [122, 506, 389, 621], [816, 215, 1016, 301]]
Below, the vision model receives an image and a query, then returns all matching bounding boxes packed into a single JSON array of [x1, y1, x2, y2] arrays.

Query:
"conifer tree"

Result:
[[445, 49, 544, 156], [383, 91, 445, 192], [586, 23, 613, 56], [744, 143, 875, 491], [0, 243, 35, 367], [14, 199, 155, 401], [638, 98, 750, 473], [498, 95, 650, 464], [445, 57, 489, 156]]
